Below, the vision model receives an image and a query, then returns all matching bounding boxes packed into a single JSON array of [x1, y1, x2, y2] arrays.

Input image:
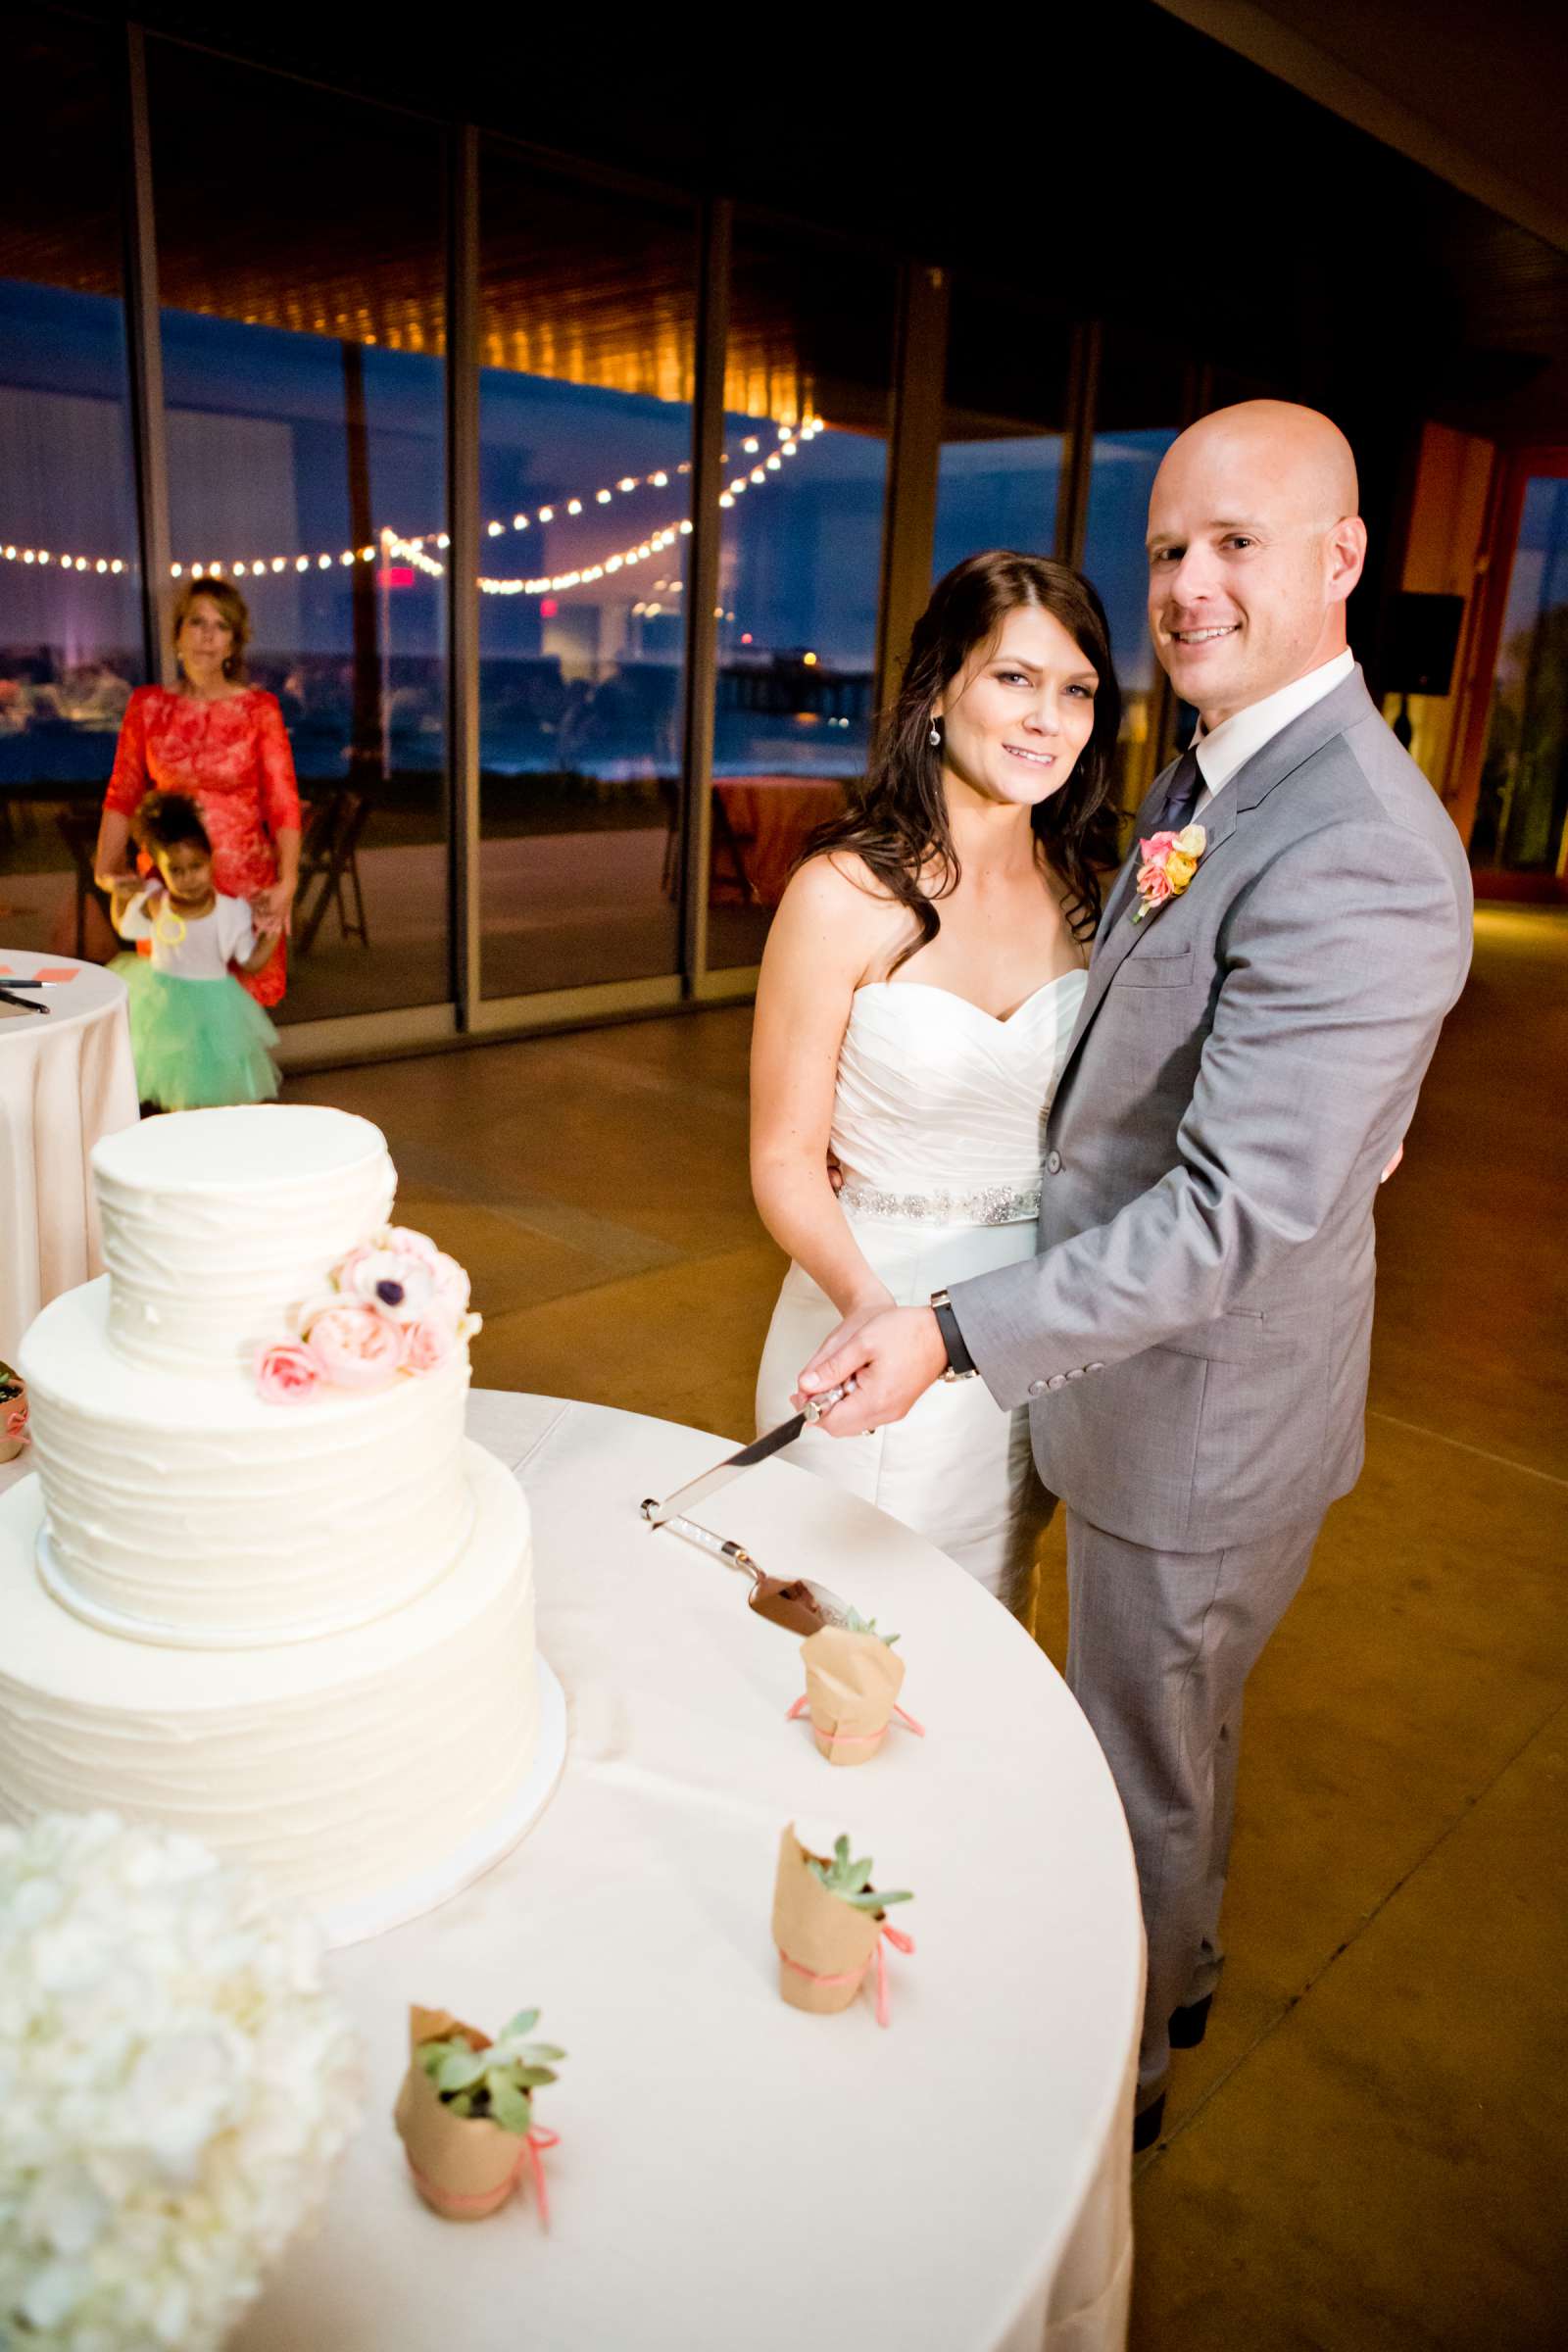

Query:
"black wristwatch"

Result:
[[929, 1290, 979, 1382]]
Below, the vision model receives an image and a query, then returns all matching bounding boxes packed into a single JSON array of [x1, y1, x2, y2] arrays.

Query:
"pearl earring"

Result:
[[928, 720, 941, 748]]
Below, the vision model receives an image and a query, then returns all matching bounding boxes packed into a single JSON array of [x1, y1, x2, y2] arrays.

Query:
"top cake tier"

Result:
[[95, 1105, 396, 1378]]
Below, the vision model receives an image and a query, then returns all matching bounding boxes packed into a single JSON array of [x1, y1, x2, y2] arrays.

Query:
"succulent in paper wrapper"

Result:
[[799, 1622, 906, 1765], [771, 1826, 913, 2015], [395, 2005, 564, 2223]]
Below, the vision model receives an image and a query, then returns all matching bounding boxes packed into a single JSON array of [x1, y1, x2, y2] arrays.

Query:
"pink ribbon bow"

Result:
[[777, 1918, 917, 2027], [786, 1692, 927, 1748], [409, 2124, 561, 2229]]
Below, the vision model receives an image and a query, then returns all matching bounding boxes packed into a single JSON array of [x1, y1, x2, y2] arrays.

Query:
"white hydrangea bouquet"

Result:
[[0, 1812, 363, 2350]]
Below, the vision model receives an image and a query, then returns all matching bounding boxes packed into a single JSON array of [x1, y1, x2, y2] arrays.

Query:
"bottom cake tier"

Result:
[[0, 1441, 546, 1939]]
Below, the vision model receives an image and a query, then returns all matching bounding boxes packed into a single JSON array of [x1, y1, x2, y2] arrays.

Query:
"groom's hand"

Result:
[[793, 1306, 948, 1437]]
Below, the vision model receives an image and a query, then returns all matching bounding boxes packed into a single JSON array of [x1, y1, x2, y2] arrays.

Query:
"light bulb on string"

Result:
[[10, 400, 821, 596]]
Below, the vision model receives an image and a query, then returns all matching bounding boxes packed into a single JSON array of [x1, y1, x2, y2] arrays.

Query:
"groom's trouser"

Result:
[[1064, 1508, 1322, 2098]]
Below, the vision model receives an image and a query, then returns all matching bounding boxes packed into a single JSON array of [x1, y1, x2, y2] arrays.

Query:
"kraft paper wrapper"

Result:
[[394, 2006, 526, 2221], [800, 1626, 906, 1765], [771, 1826, 880, 2014]]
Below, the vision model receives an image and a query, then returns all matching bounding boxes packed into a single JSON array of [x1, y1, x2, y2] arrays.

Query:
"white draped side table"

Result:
[[0, 950, 138, 1365]]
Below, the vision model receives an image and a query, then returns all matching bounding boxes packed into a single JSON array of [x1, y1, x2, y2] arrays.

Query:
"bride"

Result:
[[751, 551, 1121, 1610]]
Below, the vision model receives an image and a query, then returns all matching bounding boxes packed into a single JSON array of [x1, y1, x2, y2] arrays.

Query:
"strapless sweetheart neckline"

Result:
[[854, 969, 1087, 1028]]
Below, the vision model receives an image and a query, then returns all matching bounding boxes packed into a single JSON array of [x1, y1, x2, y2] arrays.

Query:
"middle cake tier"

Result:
[[23, 1275, 473, 1646]]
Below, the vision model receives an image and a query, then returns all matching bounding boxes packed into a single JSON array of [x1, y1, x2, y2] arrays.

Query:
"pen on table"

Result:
[[0, 986, 49, 1014]]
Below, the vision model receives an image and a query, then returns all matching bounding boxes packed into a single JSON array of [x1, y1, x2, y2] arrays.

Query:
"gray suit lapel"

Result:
[[1057, 665, 1379, 1092]]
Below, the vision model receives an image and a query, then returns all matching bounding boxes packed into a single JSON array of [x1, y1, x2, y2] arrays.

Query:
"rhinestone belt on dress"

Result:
[[838, 1181, 1042, 1227]]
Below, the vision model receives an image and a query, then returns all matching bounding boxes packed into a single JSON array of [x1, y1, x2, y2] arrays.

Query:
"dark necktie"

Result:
[[1153, 746, 1203, 835]]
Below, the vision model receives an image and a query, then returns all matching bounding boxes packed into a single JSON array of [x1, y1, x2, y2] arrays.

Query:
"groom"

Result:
[[797, 401, 1474, 2144]]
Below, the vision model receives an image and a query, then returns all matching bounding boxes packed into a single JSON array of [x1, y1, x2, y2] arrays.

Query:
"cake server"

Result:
[[640, 1378, 856, 1530], [637, 1505, 854, 1636]]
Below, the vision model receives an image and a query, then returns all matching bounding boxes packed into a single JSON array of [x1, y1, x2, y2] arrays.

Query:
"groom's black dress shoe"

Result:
[[1133, 2092, 1166, 2153], [1168, 1994, 1212, 2050]]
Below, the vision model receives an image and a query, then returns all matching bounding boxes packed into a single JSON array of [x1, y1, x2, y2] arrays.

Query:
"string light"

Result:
[[0, 418, 827, 595]]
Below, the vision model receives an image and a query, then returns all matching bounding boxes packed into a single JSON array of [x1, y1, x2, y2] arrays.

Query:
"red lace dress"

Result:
[[104, 686, 302, 1007]]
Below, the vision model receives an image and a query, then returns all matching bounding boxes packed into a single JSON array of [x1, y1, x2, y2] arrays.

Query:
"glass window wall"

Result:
[[932, 285, 1070, 581], [1081, 331, 1187, 801], [709, 220, 896, 969], [148, 45, 449, 1022], [476, 152, 697, 1000], [0, 8, 144, 959], [1470, 464, 1568, 874]]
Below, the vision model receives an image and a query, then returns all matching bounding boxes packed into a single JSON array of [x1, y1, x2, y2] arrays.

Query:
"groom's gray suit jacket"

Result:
[[951, 666, 1473, 1553]]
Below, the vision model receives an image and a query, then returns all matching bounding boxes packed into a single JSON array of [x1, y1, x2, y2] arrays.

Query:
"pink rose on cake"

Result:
[[255, 1225, 477, 1400], [404, 1311, 459, 1375], [404, 1307, 483, 1376], [428, 1250, 471, 1314], [381, 1225, 442, 1267], [305, 1302, 408, 1390], [255, 1340, 322, 1404]]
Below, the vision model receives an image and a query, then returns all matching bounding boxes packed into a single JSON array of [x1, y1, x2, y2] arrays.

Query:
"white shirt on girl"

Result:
[[117, 890, 257, 979]]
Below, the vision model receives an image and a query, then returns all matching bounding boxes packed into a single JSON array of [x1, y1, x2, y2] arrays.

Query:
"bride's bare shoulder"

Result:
[[767, 849, 907, 980], [783, 847, 903, 917]]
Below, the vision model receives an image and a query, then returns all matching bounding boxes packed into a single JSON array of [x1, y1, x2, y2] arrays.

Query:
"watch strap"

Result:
[[929, 1290, 978, 1380]]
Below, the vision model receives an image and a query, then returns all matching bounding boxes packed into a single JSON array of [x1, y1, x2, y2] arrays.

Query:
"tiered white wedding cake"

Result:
[[0, 1104, 548, 1941]]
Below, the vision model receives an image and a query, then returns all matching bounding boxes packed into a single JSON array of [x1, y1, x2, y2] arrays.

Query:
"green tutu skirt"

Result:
[[112, 959, 279, 1110]]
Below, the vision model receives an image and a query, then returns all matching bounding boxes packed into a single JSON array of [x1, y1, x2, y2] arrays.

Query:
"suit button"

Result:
[[1027, 1379, 1046, 1397], [1046, 1151, 1062, 1174], [1087, 1361, 1104, 1373], [1046, 1373, 1067, 1392]]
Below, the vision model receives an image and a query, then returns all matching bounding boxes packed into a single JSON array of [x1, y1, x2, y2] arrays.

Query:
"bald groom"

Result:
[[797, 402, 1475, 2145]]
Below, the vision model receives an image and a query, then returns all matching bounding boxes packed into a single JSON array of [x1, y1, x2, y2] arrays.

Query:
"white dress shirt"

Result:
[[1191, 648, 1355, 810]]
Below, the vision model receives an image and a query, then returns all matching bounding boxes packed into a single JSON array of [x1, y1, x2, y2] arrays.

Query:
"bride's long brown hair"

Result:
[[802, 550, 1122, 971]]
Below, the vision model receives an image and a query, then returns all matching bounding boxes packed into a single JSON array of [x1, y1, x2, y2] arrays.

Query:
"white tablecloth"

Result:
[[0, 951, 138, 1364], [232, 1390, 1142, 2352]]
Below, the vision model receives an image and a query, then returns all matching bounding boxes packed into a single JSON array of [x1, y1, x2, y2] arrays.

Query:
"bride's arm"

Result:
[[751, 856, 894, 1323]]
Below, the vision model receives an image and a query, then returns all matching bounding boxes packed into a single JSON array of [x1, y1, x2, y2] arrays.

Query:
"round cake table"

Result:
[[0, 950, 138, 1364], [230, 1390, 1143, 2352]]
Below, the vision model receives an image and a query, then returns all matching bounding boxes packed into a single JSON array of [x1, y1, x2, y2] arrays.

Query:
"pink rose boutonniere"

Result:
[[1132, 823, 1206, 923]]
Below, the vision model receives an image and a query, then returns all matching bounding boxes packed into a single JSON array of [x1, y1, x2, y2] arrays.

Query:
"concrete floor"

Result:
[[288, 904, 1568, 2348]]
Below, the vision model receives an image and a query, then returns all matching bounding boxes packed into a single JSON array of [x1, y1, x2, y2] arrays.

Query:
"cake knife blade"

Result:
[[641, 1378, 855, 1529]]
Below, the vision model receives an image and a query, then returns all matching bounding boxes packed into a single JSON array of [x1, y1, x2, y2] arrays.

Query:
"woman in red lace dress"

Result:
[[94, 577, 301, 1008]]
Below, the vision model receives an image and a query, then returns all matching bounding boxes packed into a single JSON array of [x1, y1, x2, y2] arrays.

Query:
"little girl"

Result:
[[111, 790, 282, 1110]]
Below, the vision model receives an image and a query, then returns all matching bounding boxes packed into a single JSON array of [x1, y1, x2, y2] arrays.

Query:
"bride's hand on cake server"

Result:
[[793, 1304, 948, 1438]]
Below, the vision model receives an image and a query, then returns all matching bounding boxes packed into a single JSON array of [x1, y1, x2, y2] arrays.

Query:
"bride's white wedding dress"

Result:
[[755, 969, 1087, 1606]]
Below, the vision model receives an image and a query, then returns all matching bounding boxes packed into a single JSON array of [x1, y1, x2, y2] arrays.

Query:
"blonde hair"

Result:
[[172, 575, 251, 682]]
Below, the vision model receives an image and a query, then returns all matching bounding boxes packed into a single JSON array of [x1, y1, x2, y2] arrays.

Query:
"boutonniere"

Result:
[[1132, 824, 1206, 923]]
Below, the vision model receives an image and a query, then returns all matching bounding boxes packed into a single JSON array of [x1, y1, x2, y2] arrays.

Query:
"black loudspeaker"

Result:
[[1387, 593, 1465, 695], [1385, 592, 1465, 748]]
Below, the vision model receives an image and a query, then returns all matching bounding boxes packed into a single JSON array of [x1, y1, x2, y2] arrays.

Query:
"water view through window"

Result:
[[708, 219, 895, 967], [477, 149, 697, 1000]]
